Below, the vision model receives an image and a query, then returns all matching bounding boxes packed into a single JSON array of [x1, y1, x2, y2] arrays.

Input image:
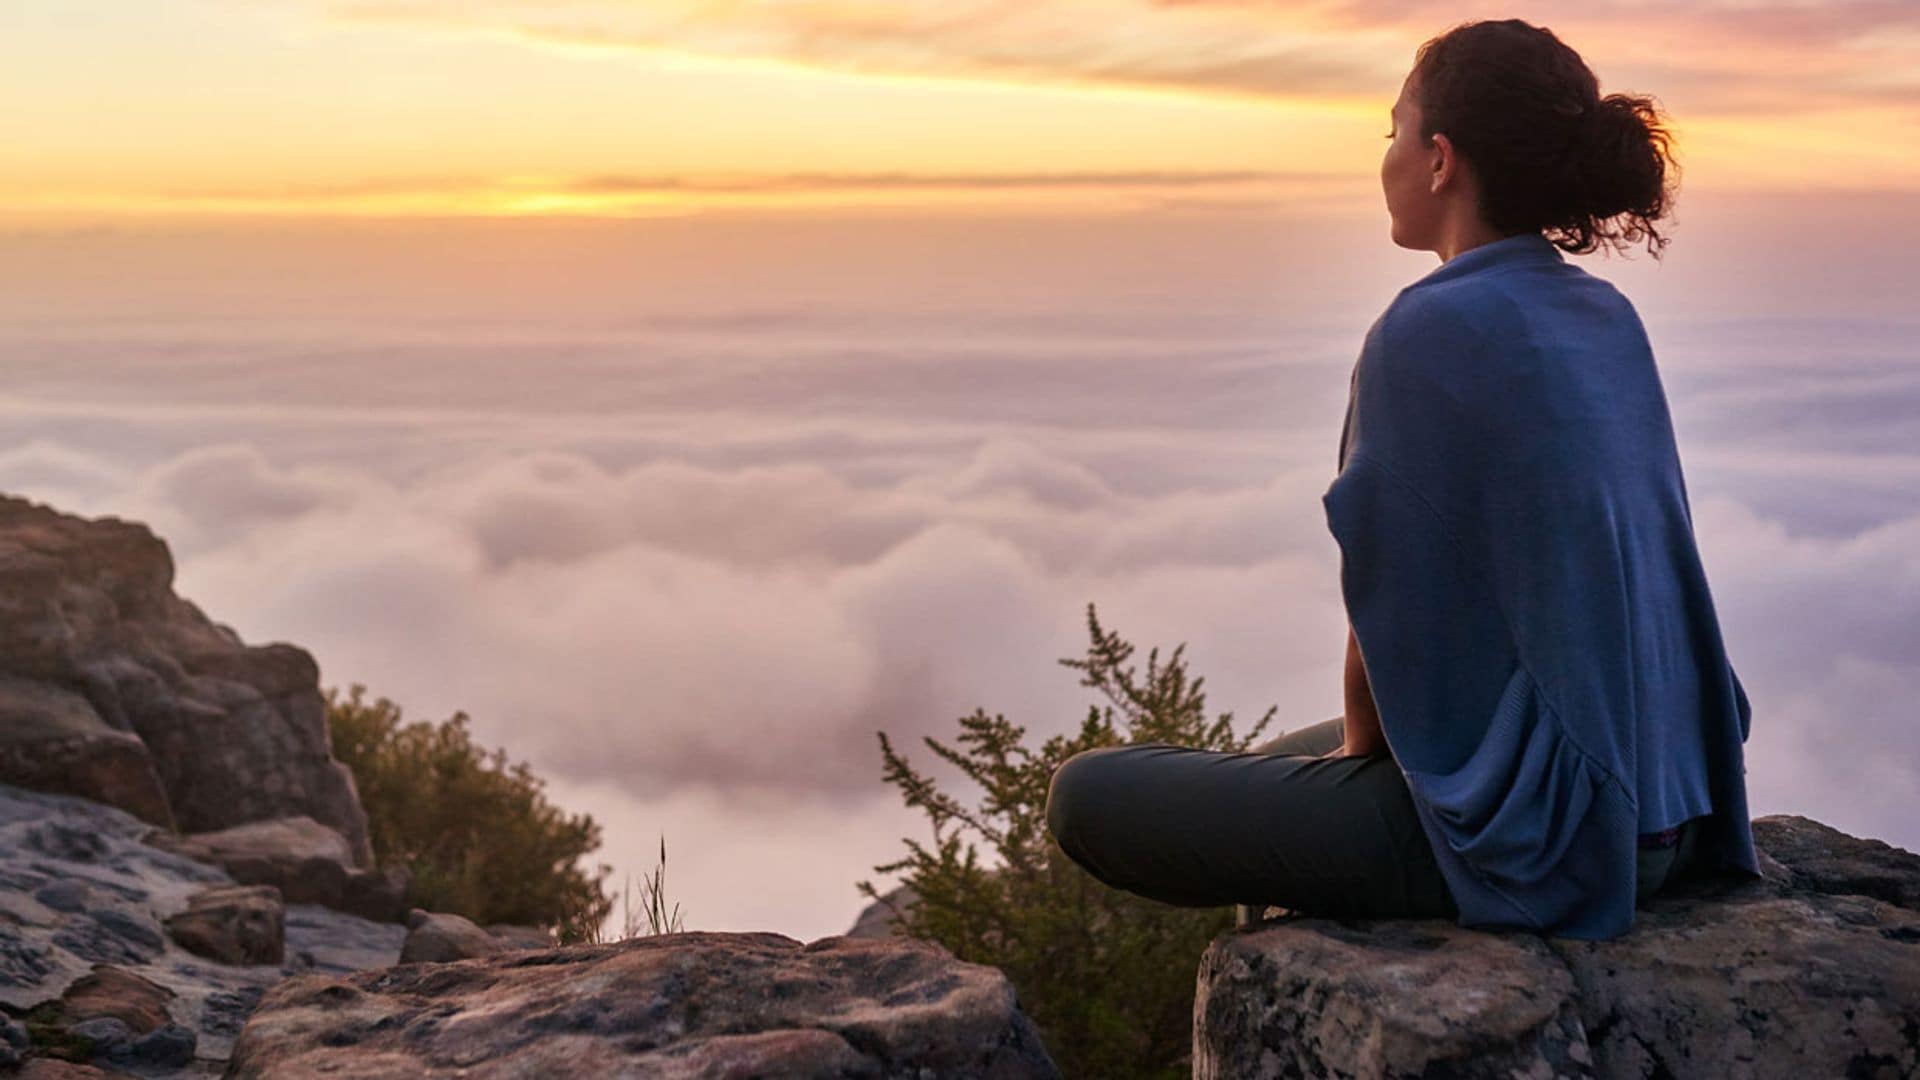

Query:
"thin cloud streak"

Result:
[[326, 0, 1920, 115]]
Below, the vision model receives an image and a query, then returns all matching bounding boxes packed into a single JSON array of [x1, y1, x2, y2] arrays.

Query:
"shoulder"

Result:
[[1375, 262, 1642, 371], [1392, 270, 1537, 340], [1358, 279, 1513, 393]]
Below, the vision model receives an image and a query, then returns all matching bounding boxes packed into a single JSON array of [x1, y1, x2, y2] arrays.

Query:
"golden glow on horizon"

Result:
[[4, 0, 1917, 220], [0, 174, 1373, 225]]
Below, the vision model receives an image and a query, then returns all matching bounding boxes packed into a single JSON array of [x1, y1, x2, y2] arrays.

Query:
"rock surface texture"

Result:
[[163, 886, 285, 967], [1194, 813, 1920, 1079], [227, 930, 1062, 1078], [0, 782, 404, 1074], [0, 494, 370, 864]]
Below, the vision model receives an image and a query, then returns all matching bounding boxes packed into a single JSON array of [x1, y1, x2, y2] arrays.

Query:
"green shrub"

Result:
[[324, 683, 615, 943], [858, 602, 1277, 1080]]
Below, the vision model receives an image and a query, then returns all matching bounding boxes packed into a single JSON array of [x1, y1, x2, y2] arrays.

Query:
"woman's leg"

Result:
[[1637, 813, 1707, 902], [1044, 738, 1457, 921], [1248, 715, 1345, 758]]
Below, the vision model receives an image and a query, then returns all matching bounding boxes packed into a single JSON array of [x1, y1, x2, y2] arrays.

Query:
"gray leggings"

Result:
[[1044, 715, 1702, 925]]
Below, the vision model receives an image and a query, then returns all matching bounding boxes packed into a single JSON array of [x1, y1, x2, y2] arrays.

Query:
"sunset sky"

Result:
[[6, 0, 1920, 222], [4, 2, 1919, 943]]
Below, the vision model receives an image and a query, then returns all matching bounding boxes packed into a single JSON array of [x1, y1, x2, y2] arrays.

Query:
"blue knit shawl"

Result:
[[1322, 231, 1762, 940]]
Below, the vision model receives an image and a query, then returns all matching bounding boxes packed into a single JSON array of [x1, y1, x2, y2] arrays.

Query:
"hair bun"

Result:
[[1409, 19, 1677, 257]]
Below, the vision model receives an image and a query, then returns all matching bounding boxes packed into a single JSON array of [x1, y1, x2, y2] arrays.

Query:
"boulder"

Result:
[[228, 931, 1062, 1078], [0, 494, 371, 863], [0, 674, 172, 828], [164, 885, 285, 966], [148, 816, 354, 907], [398, 909, 509, 964], [1194, 813, 1920, 1078], [144, 815, 410, 922], [56, 964, 175, 1035]]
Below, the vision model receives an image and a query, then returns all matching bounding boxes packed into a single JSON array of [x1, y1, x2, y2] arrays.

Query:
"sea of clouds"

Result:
[[2, 197, 1915, 940]]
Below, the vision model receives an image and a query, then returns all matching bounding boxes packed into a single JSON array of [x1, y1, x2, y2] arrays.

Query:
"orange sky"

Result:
[[6, 0, 1920, 223]]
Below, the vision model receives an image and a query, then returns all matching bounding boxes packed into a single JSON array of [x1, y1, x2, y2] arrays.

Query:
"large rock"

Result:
[[146, 816, 410, 922], [1194, 813, 1920, 1078], [0, 493, 371, 864], [228, 930, 1062, 1078]]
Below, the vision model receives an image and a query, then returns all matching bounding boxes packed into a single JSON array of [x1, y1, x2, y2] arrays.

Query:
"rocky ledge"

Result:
[[226, 929, 1061, 1079], [1195, 814, 1920, 1079], [0, 782, 407, 1075]]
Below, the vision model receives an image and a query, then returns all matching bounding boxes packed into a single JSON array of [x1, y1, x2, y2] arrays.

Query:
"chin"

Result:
[[1385, 216, 1431, 255]]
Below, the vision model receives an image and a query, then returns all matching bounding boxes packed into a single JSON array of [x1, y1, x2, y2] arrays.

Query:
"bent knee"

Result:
[[1045, 747, 1126, 849]]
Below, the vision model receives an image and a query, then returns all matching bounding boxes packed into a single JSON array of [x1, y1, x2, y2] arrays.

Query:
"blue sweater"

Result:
[[1322, 231, 1762, 940]]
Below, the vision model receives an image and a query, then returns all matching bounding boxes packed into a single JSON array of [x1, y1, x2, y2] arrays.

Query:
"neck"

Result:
[[1435, 218, 1513, 263]]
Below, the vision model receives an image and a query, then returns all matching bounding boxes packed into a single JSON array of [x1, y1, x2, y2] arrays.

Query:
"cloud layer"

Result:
[[2, 207, 1915, 939]]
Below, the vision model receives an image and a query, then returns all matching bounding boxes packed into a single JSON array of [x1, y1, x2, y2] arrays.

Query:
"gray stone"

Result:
[[1194, 813, 1920, 1078], [68, 1016, 136, 1058], [398, 909, 507, 964]]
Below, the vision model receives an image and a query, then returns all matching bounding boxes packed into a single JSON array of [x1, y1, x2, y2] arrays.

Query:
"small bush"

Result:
[[858, 602, 1276, 1080], [325, 683, 615, 943]]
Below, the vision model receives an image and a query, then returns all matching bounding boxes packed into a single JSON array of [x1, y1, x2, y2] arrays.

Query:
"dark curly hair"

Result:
[[1410, 19, 1679, 259]]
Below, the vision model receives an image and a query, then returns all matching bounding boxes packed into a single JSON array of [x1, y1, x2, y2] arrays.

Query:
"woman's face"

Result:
[[1380, 74, 1438, 250]]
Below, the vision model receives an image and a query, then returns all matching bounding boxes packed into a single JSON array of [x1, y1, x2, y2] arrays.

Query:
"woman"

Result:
[[1043, 19, 1762, 941]]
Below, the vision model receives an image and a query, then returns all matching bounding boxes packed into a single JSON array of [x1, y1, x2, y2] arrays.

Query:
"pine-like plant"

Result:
[[857, 602, 1277, 1079]]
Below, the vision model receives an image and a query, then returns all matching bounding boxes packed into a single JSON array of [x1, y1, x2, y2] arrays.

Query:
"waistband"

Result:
[[1638, 825, 1682, 850], [1638, 813, 1706, 851]]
